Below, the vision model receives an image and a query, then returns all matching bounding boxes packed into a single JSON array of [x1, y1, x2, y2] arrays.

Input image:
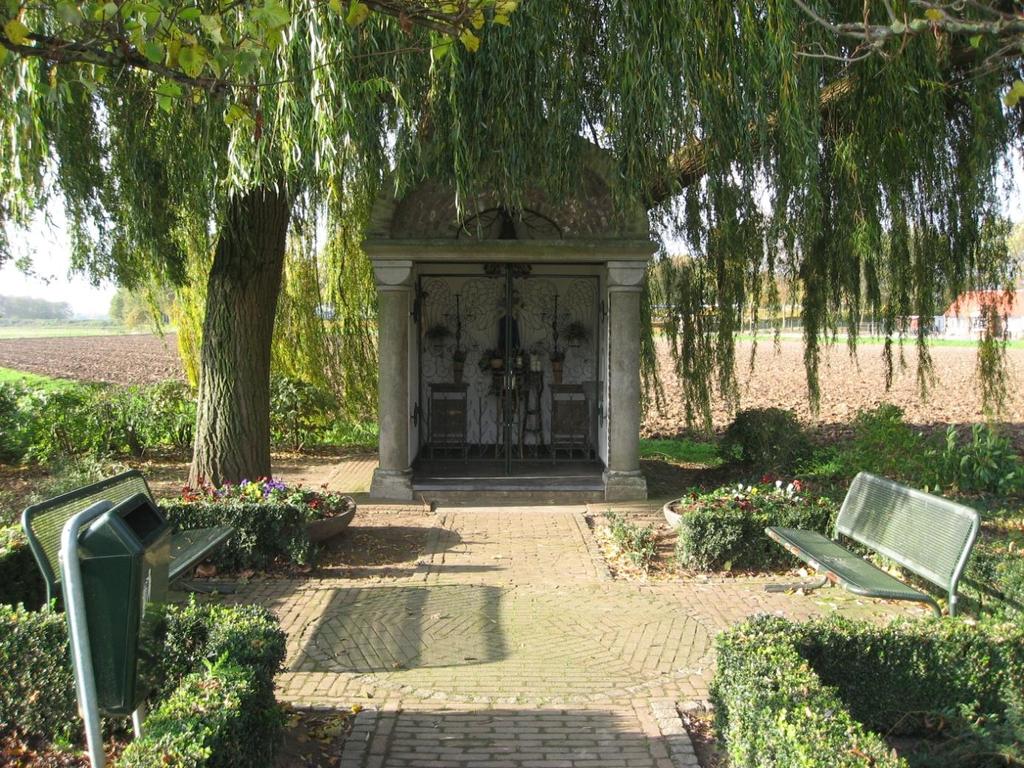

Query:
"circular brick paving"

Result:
[[293, 584, 711, 703]]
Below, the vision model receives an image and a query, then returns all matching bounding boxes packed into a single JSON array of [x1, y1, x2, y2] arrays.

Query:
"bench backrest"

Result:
[[22, 470, 155, 602], [837, 472, 980, 593]]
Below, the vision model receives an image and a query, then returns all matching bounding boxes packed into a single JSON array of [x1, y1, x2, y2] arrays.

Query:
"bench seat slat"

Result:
[[168, 524, 234, 581], [766, 526, 939, 610]]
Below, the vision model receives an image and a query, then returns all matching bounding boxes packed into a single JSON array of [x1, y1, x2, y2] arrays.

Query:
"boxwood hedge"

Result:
[[120, 661, 280, 768], [0, 600, 286, 765], [160, 500, 313, 571], [674, 483, 837, 571], [0, 604, 78, 743], [712, 615, 1024, 768]]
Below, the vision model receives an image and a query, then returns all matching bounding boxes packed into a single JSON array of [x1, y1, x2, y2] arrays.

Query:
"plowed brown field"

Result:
[[1, 333, 1021, 441], [645, 339, 1024, 443], [0, 333, 184, 385]]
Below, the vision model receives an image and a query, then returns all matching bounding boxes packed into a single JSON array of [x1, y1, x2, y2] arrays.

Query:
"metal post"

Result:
[[131, 702, 146, 739], [59, 501, 113, 768]]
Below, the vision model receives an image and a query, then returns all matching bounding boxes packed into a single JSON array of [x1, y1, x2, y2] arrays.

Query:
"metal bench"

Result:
[[22, 470, 233, 603], [765, 472, 980, 616]]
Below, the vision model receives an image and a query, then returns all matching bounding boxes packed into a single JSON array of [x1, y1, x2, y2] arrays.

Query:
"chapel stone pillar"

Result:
[[604, 261, 648, 501], [370, 259, 415, 500]]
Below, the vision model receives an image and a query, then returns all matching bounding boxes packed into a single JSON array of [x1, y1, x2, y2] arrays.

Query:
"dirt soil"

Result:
[[645, 339, 1024, 443], [679, 708, 724, 768], [0, 333, 184, 385]]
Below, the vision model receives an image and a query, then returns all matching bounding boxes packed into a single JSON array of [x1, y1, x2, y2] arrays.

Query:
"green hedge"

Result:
[[968, 550, 1024, 618], [0, 600, 286, 764], [0, 604, 78, 743], [0, 379, 195, 464], [721, 407, 812, 471], [120, 661, 280, 768], [0, 525, 46, 609], [1, 374, 373, 466], [156, 601, 286, 703], [161, 500, 313, 571], [789, 616, 1024, 732], [712, 615, 1024, 768], [674, 483, 837, 571]]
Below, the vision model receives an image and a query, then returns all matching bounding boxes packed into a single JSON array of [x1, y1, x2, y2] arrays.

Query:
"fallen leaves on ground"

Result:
[[276, 705, 356, 768]]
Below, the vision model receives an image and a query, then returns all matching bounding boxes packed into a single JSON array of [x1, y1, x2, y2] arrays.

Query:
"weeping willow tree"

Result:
[[176, 220, 379, 422], [2, 1, 1021, 482]]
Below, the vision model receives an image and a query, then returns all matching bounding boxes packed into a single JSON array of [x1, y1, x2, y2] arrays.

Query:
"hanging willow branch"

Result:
[[0, 1, 518, 94], [2, 0, 1020, 425]]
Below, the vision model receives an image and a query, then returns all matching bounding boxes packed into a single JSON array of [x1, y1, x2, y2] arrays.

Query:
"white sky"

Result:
[[1, 150, 1022, 319], [0, 205, 115, 318]]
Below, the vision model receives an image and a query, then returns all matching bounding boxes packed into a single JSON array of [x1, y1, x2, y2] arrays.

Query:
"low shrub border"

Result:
[[161, 478, 355, 571], [0, 600, 286, 765], [0, 604, 78, 743], [120, 661, 279, 768], [672, 481, 837, 571], [712, 615, 1024, 768], [161, 498, 312, 572]]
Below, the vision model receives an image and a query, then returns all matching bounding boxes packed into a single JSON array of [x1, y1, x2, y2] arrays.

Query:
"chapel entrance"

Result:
[[414, 262, 602, 484]]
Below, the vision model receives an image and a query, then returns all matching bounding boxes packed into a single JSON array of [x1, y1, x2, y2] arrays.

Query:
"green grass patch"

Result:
[[640, 438, 721, 467], [0, 367, 78, 391], [0, 322, 135, 339], [326, 420, 379, 449], [733, 332, 1024, 349]]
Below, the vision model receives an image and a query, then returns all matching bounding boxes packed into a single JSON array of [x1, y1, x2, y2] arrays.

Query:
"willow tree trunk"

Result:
[[188, 187, 291, 487]]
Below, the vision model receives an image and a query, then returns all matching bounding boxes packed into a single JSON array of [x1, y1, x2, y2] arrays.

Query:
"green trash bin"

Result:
[[76, 493, 170, 716]]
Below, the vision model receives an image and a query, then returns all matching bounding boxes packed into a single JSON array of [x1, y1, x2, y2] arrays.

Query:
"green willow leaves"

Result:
[[1, 0, 1021, 422]]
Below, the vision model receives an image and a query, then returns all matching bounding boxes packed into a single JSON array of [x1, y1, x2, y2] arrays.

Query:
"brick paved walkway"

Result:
[[238, 504, 916, 767]]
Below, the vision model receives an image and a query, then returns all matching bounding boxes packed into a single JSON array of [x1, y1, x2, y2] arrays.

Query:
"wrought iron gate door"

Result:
[[418, 266, 600, 475]]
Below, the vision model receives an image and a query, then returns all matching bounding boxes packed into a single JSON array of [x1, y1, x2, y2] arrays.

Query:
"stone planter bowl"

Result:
[[306, 498, 357, 543]]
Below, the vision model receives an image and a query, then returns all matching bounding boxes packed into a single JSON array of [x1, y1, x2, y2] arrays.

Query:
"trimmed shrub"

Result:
[[0, 525, 46, 609], [161, 499, 312, 571], [162, 478, 355, 571], [836, 403, 930, 482], [0, 604, 78, 743], [789, 616, 1024, 732], [156, 601, 286, 703], [712, 615, 1024, 768], [713, 616, 901, 768], [720, 407, 811, 471], [674, 482, 837, 571], [961, 546, 1024, 621], [120, 661, 280, 768], [0, 600, 285, 751]]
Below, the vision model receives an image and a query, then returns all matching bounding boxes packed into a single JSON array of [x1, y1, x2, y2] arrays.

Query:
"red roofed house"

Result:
[[942, 290, 1024, 339]]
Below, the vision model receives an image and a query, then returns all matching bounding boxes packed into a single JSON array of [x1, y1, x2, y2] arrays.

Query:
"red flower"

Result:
[[792, 479, 804, 492], [761, 473, 777, 485]]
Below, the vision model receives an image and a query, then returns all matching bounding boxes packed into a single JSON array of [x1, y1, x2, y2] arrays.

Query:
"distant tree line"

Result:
[[0, 295, 71, 321]]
